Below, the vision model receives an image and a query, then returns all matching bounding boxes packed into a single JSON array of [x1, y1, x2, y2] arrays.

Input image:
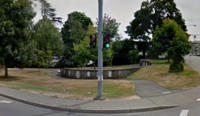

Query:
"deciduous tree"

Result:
[[73, 25, 113, 67], [97, 14, 120, 39], [61, 12, 93, 65], [126, 0, 187, 58], [153, 19, 191, 72], [33, 17, 64, 67], [0, 0, 35, 77]]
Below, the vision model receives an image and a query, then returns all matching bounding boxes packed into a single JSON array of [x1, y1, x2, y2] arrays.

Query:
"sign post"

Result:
[[95, 0, 105, 100]]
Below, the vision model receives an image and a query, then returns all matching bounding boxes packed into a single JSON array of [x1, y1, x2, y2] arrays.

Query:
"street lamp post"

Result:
[[95, 0, 105, 100]]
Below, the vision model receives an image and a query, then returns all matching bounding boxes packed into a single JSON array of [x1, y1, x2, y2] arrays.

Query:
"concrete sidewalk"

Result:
[[133, 80, 183, 98], [0, 85, 200, 113]]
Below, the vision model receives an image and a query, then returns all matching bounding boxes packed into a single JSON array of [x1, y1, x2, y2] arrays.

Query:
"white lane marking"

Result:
[[0, 100, 12, 104], [196, 98, 200, 102], [179, 110, 189, 116], [162, 91, 172, 94]]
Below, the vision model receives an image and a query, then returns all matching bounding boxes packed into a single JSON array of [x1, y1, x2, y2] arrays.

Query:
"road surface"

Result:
[[0, 94, 200, 116]]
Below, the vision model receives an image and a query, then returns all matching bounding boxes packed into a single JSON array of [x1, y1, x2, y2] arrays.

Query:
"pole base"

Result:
[[94, 96, 105, 100]]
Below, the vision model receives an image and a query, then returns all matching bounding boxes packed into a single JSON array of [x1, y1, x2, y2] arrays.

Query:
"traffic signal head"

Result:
[[90, 35, 96, 48], [103, 34, 111, 49]]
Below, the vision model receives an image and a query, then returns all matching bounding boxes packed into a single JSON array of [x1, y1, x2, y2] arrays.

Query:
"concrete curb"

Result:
[[0, 93, 177, 113]]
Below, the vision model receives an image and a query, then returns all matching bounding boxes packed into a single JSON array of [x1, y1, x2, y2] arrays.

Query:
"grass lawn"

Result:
[[146, 59, 169, 65], [128, 63, 200, 90], [0, 69, 136, 100]]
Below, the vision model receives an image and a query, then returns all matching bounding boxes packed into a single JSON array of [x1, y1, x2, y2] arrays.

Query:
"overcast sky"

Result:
[[33, 0, 200, 40]]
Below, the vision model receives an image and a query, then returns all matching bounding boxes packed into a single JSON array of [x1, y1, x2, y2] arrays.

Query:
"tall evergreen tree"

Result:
[[38, 0, 62, 24]]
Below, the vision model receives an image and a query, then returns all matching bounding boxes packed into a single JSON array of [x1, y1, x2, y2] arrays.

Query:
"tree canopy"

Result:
[[32, 17, 64, 67], [126, 0, 187, 58], [112, 39, 138, 65], [73, 25, 97, 67], [61, 12, 93, 65], [127, 0, 187, 39], [153, 19, 191, 72], [97, 14, 120, 39], [38, 0, 62, 24], [73, 25, 113, 67], [0, 0, 35, 77]]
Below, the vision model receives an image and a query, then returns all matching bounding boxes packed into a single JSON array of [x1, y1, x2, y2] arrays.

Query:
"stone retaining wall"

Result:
[[60, 67, 141, 79]]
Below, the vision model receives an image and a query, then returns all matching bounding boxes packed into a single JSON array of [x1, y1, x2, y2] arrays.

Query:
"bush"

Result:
[[128, 50, 139, 64], [153, 19, 191, 72]]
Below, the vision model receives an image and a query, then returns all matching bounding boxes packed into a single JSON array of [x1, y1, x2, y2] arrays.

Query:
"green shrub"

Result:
[[128, 50, 139, 64]]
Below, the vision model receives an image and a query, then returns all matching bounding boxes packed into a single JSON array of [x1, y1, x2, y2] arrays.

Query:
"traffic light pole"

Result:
[[95, 0, 104, 100]]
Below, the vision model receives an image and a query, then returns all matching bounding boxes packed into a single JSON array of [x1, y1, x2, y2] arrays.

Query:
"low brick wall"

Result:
[[60, 66, 141, 79]]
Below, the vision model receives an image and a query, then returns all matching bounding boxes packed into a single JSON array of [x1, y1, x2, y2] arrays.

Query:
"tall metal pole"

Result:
[[95, 0, 104, 100]]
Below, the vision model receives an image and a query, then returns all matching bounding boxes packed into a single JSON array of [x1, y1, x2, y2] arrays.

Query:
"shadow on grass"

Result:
[[0, 76, 22, 81]]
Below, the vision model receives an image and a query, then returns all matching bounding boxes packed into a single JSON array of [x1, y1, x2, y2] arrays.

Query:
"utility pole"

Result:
[[95, 0, 105, 100]]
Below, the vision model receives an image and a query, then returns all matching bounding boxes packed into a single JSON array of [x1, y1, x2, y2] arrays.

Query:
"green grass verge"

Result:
[[128, 60, 200, 90], [11, 84, 46, 91], [147, 59, 169, 64], [0, 69, 135, 100], [103, 81, 134, 98], [9, 81, 134, 99], [127, 73, 136, 79]]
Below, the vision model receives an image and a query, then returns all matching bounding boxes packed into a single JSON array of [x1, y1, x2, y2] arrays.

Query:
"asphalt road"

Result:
[[0, 95, 200, 116]]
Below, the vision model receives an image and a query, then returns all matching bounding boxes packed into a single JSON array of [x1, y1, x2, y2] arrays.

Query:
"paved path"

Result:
[[131, 56, 200, 98], [133, 80, 183, 98], [185, 55, 200, 73]]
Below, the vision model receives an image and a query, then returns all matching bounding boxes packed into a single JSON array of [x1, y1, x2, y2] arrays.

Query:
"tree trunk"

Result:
[[5, 64, 8, 78], [143, 50, 146, 59], [167, 53, 170, 63]]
